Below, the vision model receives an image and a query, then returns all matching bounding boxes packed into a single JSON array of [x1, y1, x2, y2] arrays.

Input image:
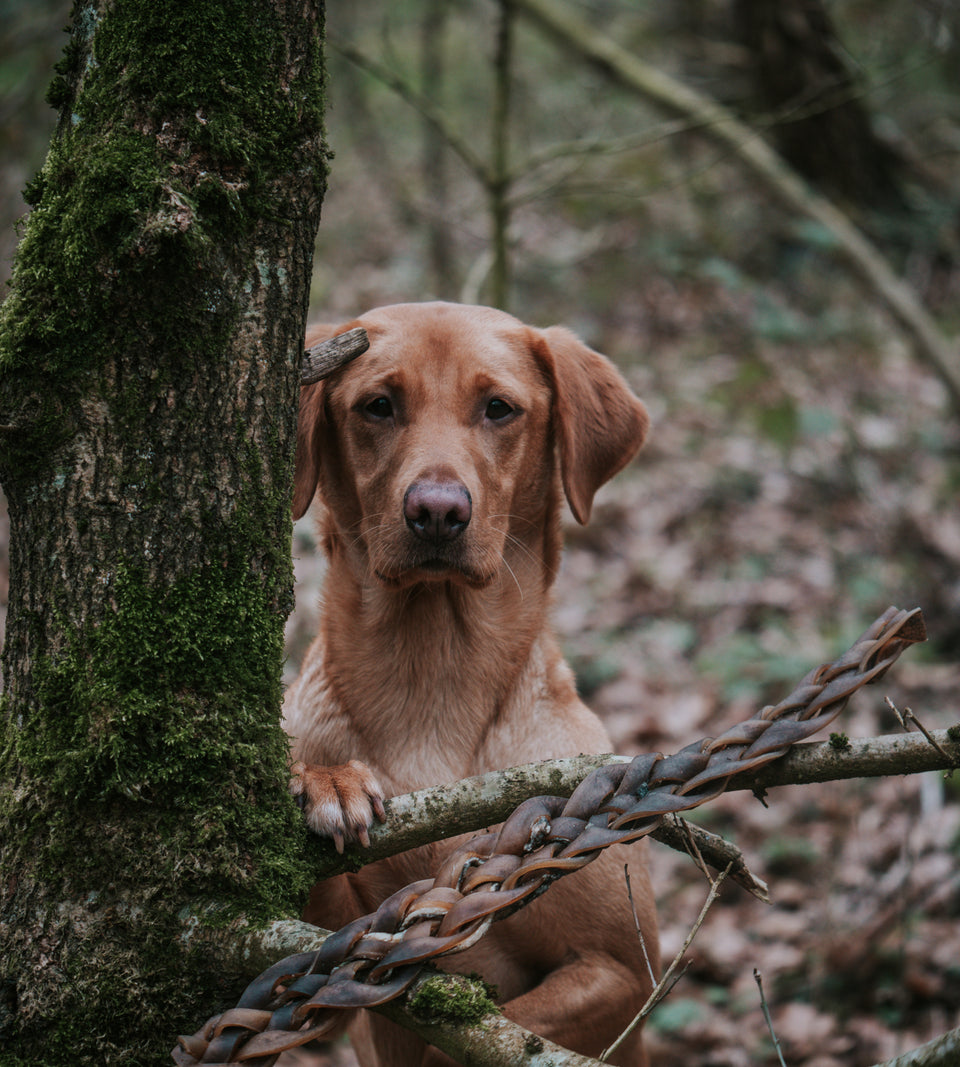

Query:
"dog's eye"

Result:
[[485, 398, 514, 421], [364, 396, 393, 419]]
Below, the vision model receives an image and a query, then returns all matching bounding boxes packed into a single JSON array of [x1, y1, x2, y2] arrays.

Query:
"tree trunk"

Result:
[[0, 1, 326, 1063], [420, 0, 457, 299], [733, 0, 906, 214]]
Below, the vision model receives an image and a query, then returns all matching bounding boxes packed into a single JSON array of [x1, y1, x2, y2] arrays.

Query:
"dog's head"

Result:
[[294, 302, 648, 589]]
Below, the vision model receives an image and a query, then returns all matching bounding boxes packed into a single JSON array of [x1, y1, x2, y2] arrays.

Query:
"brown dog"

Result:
[[284, 301, 658, 1065]]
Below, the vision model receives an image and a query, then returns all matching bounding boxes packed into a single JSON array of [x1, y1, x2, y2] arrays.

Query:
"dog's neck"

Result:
[[316, 519, 564, 786]]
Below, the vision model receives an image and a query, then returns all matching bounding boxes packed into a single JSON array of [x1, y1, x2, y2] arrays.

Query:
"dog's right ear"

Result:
[[293, 381, 326, 520]]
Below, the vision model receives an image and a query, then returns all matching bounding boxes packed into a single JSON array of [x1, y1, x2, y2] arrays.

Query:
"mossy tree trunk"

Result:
[[0, 1, 326, 1063]]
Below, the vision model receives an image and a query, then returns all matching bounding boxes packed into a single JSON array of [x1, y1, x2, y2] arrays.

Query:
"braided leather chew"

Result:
[[174, 606, 925, 1065]]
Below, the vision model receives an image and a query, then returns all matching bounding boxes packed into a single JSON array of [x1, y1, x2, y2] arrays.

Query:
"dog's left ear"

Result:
[[532, 326, 649, 525]]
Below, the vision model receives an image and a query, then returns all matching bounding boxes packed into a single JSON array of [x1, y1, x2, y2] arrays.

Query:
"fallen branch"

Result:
[[306, 727, 958, 885], [512, 0, 960, 413]]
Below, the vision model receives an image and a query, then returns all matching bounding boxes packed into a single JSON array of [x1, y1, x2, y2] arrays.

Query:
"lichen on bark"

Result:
[[0, 1, 328, 1062]]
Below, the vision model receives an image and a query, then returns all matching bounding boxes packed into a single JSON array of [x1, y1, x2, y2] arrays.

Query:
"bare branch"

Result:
[[735, 727, 959, 791], [754, 969, 788, 1067], [301, 327, 369, 385], [307, 728, 959, 883], [330, 36, 491, 185], [885, 697, 956, 766], [655, 816, 770, 902]]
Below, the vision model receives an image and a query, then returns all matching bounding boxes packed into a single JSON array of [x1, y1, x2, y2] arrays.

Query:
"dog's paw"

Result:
[[289, 759, 387, 852]]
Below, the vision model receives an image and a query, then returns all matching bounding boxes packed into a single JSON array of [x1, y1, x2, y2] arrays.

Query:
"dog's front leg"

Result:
[[498, 950, 651, 1067], [289, 758, 386, 852]]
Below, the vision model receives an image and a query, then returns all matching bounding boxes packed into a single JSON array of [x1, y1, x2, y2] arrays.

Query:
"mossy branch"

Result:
[[511, 0, 960, 414], [215, 922, 609, 1066]]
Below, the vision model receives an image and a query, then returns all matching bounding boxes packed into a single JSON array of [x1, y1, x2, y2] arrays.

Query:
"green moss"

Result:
[[0, 549, 314, 1062], [407, 973, 499, 1026], [11, 554, 308, 909], [828, 731, 851, 751]]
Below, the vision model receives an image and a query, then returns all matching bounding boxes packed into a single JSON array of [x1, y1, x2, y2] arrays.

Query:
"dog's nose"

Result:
[[403, 479, 472, 542]]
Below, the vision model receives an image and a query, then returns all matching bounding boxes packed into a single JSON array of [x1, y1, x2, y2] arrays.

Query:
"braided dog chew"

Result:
[[175, 606, 925, 1065]]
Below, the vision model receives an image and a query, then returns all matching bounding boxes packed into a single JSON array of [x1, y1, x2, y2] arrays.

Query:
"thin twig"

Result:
[[754, 968, 788, 1067], [885, 696, 958, 769], [651, 816, 770, 902], [331, 36, 490, 184], [623, 864, 657, 990], [489, 0, 516, 309], [600, 863, 733, 1061]]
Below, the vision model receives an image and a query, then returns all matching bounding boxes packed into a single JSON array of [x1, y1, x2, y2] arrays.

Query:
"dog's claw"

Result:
[[288, 759, 386, 851]]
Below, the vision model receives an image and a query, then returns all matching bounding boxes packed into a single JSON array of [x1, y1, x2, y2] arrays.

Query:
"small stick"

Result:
[[657, 815, 770, 903], [623, 864, 657, 989], [600, 862, 733, 1061], [301, 327, 369, 385], [754, 968, 788, 1067], [885, 697, 957, 769]]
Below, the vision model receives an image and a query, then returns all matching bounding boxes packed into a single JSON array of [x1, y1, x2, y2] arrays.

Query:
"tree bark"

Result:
[[0, 1, 326, 1063]]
